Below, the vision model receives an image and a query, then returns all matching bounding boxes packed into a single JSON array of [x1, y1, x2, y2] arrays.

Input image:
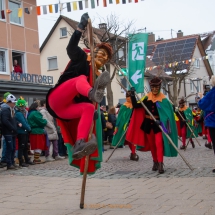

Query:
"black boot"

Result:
[[205, 142, 212, 149], [191, 141, 195, 148], [88, 71, 110, 103], [130, 153, 139, 161], [152, 161, 158, 171], [180, 145, 186, 150], [158, 162, 164, 174], [72, 134, 97, 160]]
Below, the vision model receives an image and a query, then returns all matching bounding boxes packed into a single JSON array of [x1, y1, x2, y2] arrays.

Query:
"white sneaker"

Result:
[[46, 156, 55, 162], [55, 155, 65, 160]]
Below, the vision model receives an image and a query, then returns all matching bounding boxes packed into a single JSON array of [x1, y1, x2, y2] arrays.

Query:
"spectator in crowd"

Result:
[[106, 106, 117, 149], [198, 75, 215, 173], [1, 94, 21, 170], [39, 99, 65, 162], [27, 102, 48, 164], [13, 59, 23, 74], [0, 92, 11, 166], [55, 118, 67, 157], [15, 98, 34, 167]]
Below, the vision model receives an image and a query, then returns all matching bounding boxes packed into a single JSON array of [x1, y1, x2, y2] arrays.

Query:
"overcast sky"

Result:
[[36, 0, 215, 46]]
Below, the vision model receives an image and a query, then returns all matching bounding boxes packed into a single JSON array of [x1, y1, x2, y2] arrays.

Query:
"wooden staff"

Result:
[[105, 127, 128, 163], [114, 64, 194, 171], [176, 110, 201, 146], [80, 18, 96, 209]]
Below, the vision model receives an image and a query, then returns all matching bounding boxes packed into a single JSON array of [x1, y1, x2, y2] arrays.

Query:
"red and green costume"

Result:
[[126, 92, 178, 161]]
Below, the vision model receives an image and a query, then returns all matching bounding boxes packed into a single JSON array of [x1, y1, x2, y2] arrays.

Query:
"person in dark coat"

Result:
[[1, 94, 21, 170], [198, 75, 215, 173], [15, 98, 34, 167], [106, 106, 116, 148]]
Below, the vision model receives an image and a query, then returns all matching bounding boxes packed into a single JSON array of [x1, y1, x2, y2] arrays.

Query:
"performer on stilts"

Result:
[[46, 13, 113, 174], [111, 91, 139, 161], [176, 98, 198, 150], [126, 77, 178, 174]]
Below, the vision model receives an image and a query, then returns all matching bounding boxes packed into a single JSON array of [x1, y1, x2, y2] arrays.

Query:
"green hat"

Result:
[[16, 97, 27, 107], [3, 92, 11, 99]]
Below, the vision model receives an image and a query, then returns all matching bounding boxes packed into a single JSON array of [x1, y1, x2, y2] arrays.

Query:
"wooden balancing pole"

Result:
[[80, 18, 96, 209]]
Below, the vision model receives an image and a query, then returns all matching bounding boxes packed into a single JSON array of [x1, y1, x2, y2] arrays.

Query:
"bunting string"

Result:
[[0, 0, 145, 19], [145, 55, 211, 72]]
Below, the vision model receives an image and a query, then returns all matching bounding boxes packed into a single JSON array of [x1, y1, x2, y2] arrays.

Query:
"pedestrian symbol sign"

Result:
[[132, 42, 145, 61]]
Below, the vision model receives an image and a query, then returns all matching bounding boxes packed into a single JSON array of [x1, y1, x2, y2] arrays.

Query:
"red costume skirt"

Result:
[[30, 134, 47, 150]]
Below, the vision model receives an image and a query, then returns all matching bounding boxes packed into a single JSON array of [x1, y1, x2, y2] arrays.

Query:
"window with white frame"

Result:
[[0, 0, 5, 20], [194, 59, 200, 68], [60, 27, 67, 38], [0, 49, 8, 74], [190, 80, 201, 92], [9, 0, 22, 25], [48, 57, 58, 70], [118, 48, 124, 61]]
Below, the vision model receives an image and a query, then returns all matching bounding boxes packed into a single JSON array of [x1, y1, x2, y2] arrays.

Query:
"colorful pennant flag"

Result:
[[97, 0, 99, 6], [30, 6, 33, 12], [67, 3, 71, 12], [24, 8, 30, 14], [135, 0, 138, 3], [54, 4, 58, 13], [73, 2, 77, 11], [18, 8, 22, 17], [116, 0, 120, 4], [91, 0, 95, 8], [43, 5, 47, 14], [122, 0, 126, 4], [103, 0, 107, 7], [79, 1, 83, 10], [109, 0, 113, 3], [49, 5, 53, 13], [6, 9, 12, 14], [1, 10, 5, 19], [85, 0, 89, 8], [36, 6, 41, 15]]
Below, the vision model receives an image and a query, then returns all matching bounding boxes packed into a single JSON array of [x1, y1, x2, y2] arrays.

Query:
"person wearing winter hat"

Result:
[[126, 77, 178, 174], [1, 94, 21, 170], [15, 98, 34, 167]]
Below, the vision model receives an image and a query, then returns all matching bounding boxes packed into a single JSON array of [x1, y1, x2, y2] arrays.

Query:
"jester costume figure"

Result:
[[126, 77, 178, 174], [46, 13, 113, 174], [176, 98, 198, 150], [111, 91, 139, 161]]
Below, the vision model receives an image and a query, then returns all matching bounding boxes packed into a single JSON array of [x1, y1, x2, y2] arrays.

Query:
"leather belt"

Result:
[[145, 115, 159, 119]]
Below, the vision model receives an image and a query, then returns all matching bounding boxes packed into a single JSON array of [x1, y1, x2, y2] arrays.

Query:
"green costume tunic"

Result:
[[112, 105, 133, 147]]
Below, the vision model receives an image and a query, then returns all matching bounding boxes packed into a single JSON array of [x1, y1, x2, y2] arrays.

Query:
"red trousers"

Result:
[[126, 140, 136, 154], [181, 125, 193, 146], [206, 128, 212, 143], [146, 130, 163, 162], [48, 75, 95, 140]]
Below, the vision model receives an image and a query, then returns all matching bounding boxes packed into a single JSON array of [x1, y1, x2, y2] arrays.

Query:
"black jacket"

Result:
[[1, 104, 17, 136], [106, 114, 116, 136], [131, 94, 161, 134], [46, 30, 91, 119]]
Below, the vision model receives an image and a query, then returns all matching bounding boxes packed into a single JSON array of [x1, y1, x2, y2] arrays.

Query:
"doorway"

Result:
[[12, 51, 25, 73]]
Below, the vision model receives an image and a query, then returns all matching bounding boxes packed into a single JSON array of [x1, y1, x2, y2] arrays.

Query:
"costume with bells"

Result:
[[126, 77, 178, 174], [111, 91, 138, 161], [46, 13, 113, 174], [176, 98, 198, 150]]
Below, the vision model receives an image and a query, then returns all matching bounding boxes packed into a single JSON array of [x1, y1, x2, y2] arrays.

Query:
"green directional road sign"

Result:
[[128, 33, 148, 93]]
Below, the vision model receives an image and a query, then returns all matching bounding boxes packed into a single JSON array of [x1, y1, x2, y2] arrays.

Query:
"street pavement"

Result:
[[0, 137, 215, 215]]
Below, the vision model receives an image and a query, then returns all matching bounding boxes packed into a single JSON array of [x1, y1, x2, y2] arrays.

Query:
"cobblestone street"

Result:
[[0, 137, 215, 215]]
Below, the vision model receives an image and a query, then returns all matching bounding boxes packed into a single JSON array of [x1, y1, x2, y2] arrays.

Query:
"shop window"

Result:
[[9, 0, 22, 25], [60, 27, 67, 38], [48, 57, 58, 70], [0, 49, 8, 74]]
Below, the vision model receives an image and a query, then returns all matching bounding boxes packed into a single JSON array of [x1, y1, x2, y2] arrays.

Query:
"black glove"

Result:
[[78, 13, 89, 30], [130, 87, 136, 96], [155, 120, 160, 126], [93, 110, 98, 120]]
